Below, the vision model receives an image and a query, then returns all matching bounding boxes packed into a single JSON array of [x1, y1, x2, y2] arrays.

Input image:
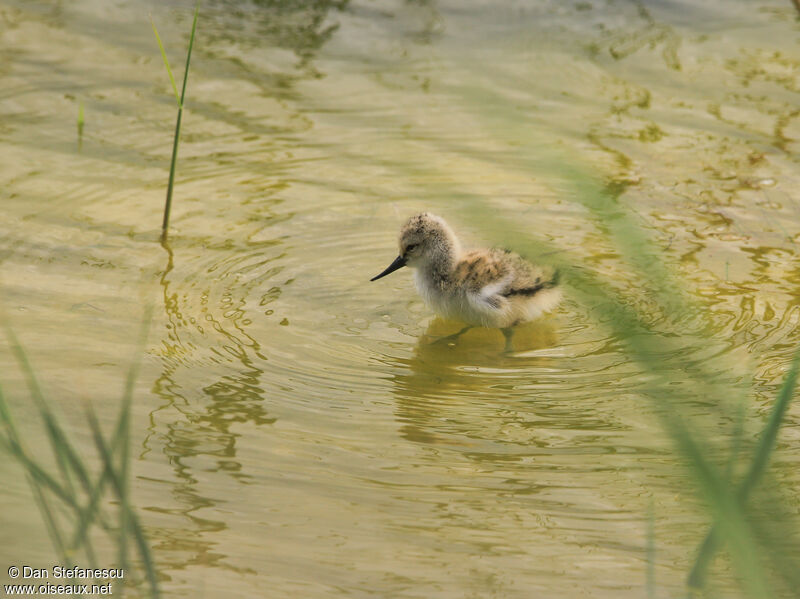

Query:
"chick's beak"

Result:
[[370, 255, 407, 281]]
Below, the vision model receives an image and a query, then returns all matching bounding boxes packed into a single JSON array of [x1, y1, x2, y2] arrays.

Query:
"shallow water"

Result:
[[1, 0, 799, 597]]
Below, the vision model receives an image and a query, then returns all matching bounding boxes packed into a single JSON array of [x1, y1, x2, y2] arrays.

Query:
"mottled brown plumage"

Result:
[[371, 213, 561, 333]]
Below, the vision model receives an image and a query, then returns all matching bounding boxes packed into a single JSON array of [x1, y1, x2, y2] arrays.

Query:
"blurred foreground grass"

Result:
[[457, 160, 800, 598], [0, 313, 159, 597]]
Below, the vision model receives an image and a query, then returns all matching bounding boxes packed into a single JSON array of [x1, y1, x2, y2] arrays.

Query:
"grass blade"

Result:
[[0, 385, 73, 565], [2, 322, 93, 497], [1, 309, 157, 592], [69, 307, 153, 558], [0, 433, 81, 511], [666, 414, 771, 598], [158, 3, 199, 241], [179, 5, 199, 108], [687, 349, 800, 590], [149, 17, 180, 105], [87, 407, 160, 597], [738, 350, 800, 495]]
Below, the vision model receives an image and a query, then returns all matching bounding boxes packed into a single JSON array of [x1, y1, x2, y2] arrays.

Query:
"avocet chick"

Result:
[[371, 213, 561, 350]]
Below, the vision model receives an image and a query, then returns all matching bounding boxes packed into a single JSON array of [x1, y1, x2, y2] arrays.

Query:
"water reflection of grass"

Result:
[[0, 317, 159, 597]]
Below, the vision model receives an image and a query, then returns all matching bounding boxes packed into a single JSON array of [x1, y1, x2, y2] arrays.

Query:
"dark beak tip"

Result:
[[370, 255, 407, 281]]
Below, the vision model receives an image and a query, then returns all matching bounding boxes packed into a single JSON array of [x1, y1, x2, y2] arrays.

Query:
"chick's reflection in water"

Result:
[[392, 317, 560, 446]]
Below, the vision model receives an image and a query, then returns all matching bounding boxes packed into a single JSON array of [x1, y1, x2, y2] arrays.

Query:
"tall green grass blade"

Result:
[[1, 328, 110, 563], [157, 3, 199, 241], [0, 377, 27, 452], [687, 530, 720, 592], [86, 408, 160, 597], [688, 349, 800, 590], [738, 351, 799, 495], [161, 107, 183, 241], [0, 344, 108, 568], [684, 391, 749, 592], [69, 473, 110, 557], [150, 18, 180, 106], [665, 413, 772, 598], [179, 6, 199, 109]]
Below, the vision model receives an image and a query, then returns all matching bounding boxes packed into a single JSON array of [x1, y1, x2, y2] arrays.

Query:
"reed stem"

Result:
[[152, 4, 199, 241]]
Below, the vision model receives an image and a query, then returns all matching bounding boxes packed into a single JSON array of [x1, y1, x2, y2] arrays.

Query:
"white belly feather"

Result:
[[414, 270, 507, 327], [413, 269, 560, 328]]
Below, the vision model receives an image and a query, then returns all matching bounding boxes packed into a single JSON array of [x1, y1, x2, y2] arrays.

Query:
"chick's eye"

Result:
[[405, 244, 417, 253]]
